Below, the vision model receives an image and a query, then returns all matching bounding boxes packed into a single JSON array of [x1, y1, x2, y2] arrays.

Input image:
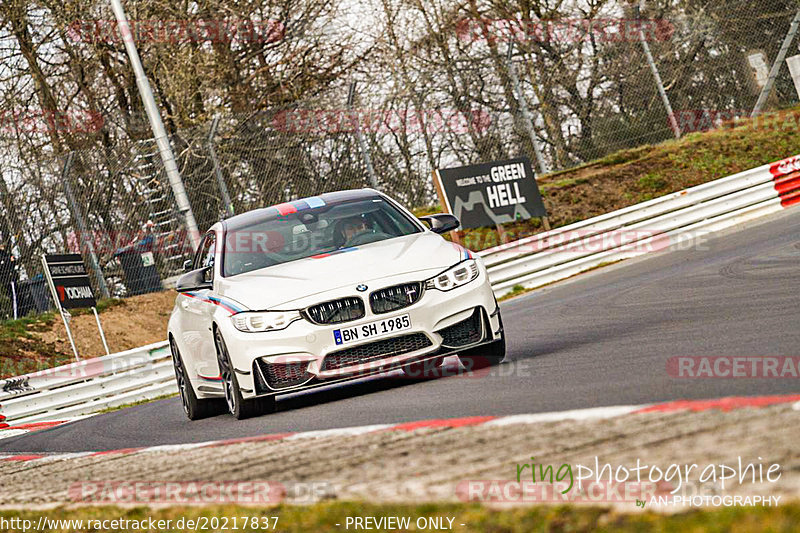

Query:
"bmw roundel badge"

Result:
[[356, 284, 368, 292]]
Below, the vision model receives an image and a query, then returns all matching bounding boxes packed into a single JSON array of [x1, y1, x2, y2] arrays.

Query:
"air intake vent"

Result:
[[256, 359, 312, 390], [321, 333, 432, 371], [305, 297, 365, 325], [437, 308, 483, 348], [370, 282, 423, 314]]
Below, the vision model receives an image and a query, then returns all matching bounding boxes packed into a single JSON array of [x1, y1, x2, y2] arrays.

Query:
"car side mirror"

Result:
[[183, 259, 194, 272], [176, 266, 212, 292], [419, 214, 460, 234]]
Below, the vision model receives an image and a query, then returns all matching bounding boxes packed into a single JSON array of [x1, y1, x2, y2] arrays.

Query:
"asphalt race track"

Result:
[[3, 208, 800, 452]]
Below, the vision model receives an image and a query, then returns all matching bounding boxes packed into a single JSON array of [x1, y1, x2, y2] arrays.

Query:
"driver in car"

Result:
[[337, 215, 371, 247]]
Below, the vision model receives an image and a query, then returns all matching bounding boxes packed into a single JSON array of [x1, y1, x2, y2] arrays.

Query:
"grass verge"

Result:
[[97, 393, 179, 414], [414, 106, 800, 253]]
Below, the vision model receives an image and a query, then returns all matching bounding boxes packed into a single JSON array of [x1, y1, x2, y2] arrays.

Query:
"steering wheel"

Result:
[[228, 253, 280, 275], [344, 230, 392, 247], [344, 229, 391, 248]]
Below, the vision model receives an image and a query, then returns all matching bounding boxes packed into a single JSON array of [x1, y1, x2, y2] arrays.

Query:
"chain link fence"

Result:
[[2, 0, 800, 318]]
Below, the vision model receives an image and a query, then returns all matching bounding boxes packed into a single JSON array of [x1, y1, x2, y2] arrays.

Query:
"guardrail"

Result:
[[0, 341, 174, 426], [481, 154, 800, 297], [1, 154, 798, 425]]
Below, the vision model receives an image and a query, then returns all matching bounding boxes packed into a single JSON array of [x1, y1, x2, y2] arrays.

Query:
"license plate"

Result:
[[333, 314, 411, 346]]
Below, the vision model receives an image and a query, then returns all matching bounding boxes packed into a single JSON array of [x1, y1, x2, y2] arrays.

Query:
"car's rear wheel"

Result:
[[169, 337, 225, 420], [214, 327, 276, 420], [457, 307, 506, 371]]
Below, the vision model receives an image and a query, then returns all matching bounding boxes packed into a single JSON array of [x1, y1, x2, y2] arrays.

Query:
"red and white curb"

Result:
[[1, 394, 799, 464], [0, 416, 95, 442]]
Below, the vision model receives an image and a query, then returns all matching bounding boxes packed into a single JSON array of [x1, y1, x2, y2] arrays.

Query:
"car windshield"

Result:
[[222, 196, 422, 277]]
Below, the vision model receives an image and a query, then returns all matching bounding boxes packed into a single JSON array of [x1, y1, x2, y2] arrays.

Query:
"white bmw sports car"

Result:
[[168, 189, 505, 419]]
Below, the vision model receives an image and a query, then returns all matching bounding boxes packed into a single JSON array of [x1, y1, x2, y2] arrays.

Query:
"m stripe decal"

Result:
[[274, 203, 297, 216], [184, 292, 246, 315], [305, 196, 326, 208]]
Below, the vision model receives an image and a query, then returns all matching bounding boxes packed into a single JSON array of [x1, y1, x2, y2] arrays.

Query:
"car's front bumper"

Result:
[[217, 269, 501, 399]]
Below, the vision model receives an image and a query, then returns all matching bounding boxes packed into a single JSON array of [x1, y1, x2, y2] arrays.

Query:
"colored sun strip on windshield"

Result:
[[274, 196, 326, 216], [183, 291, 246, 315]]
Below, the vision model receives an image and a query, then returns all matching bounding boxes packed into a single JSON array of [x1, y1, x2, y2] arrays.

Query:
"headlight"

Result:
[[425, 259, 480, 291], [231, 311, 301, 332]]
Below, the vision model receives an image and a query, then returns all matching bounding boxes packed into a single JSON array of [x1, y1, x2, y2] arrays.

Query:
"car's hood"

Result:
[[216, 232, 468, 310]]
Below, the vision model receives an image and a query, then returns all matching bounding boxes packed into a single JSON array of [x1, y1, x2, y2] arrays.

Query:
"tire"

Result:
[[214, 327, 276, 420], [169, 337, 225, 420], [457, 307, 506, 371]]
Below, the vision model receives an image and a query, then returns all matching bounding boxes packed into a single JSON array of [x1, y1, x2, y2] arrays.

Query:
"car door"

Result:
[[178, 232, 216, 376], [195, 231, 222, 377]]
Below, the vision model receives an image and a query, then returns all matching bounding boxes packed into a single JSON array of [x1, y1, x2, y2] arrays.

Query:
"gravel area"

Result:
[[1, 403, 798, 511]]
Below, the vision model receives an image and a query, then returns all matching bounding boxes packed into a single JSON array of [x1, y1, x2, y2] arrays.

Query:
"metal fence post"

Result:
[[61, 152, 111, 299], [637, 3, 681, 139], [109, 0, 202, 251], [347, 81, 379, 189], [208, 117, 235, 217], [507, 43, 549, 175], [751, 9, 800, 116]]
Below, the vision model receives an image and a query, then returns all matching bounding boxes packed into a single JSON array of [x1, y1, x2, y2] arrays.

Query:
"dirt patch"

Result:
[[1, 404, 798, 510], [1, 291, 176, 378]]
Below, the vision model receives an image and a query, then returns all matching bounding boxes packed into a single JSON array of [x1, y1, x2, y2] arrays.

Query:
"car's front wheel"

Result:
[[457, 307, 506, 371], [214, 327, 276, 420], [169, 337, 225, 420]]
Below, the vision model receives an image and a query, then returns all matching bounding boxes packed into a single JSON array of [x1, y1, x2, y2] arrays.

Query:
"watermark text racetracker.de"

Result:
[[456, 18, 674, 44], [266, 354, 533, 380], [68, 480, 334, 504], [667, 356, 800, 378], [465, 228, 713, 255], [66, 227, 714, 258], [670, 108, 800, 134], [67, 19, 285, 44], [0, 109, 103, 135], [1, 349, 180, 388], [0, 516, 280, 531], [457, 480, 670, 505], [271, 108, 492, 135]]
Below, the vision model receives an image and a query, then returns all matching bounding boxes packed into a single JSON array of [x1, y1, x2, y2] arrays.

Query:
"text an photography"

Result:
[[67, 19, 285, 44], [456, 17, 674, 43], [271, 108, 492, 134], [459, 457, 782, 508]]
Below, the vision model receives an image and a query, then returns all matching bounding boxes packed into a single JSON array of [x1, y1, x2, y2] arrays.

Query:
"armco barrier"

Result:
[[481, 153, 800, 297], [0, 341, 174, 426], [1, 155, 799, 424]]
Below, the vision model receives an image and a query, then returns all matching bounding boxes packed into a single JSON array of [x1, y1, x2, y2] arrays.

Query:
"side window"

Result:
[[194, 233, 216, 270]]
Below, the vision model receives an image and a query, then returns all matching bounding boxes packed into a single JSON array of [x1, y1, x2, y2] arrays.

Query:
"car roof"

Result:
[[221, 188, 382, 231]]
